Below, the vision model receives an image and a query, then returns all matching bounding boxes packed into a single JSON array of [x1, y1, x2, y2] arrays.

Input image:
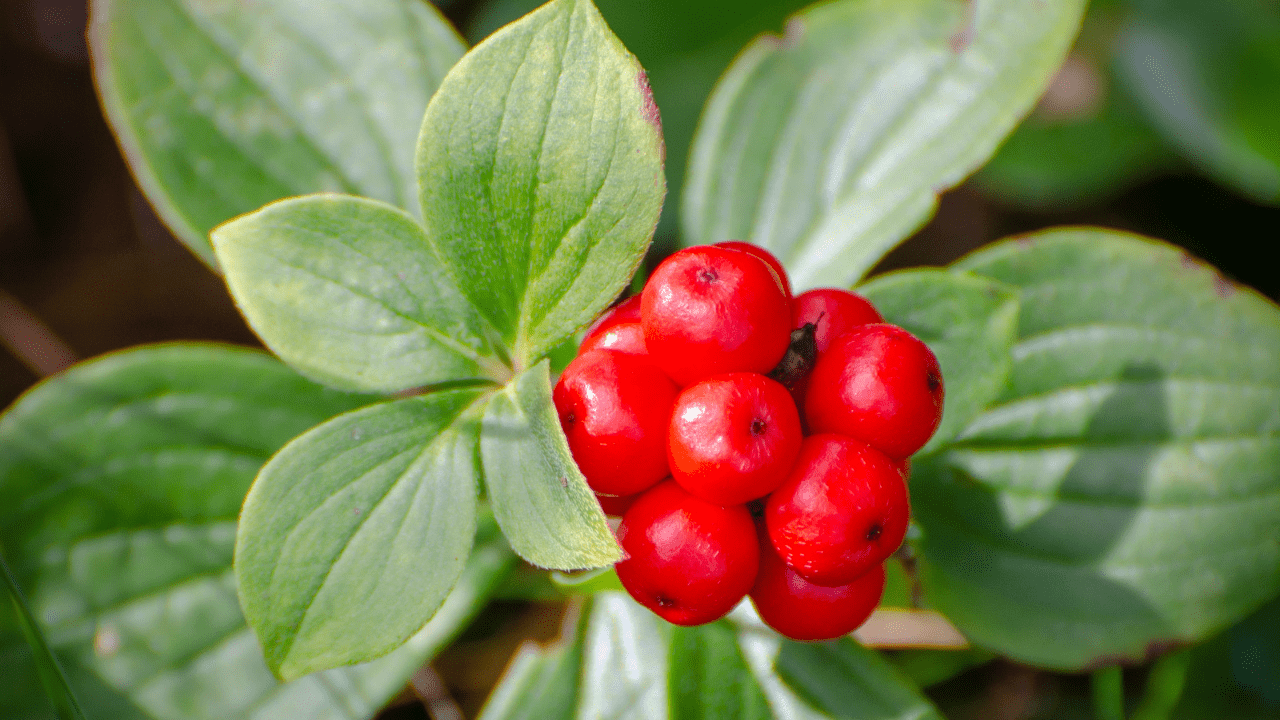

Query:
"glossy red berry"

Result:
[[579, 321, 647, 356], [791, 288, 883, 353], [750, 535, 885, 641], [803, 324, 943, 460], [553, 350, 678, 496], [642, 245, 791, 386], [716, 241, 791, 297], [765, 434, 908, 586], [668, 373, 802, 506], [582, 295, 642, 347], [596, 492, 638, 517], [615, 480, 759, 626]]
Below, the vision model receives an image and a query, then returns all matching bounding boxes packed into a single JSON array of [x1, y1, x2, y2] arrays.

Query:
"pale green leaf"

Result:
[[576, 593, 671, 719], [479, 593, 671, 720], [90, 0, 465, 266], [859, 269, 1020, 455], [480, 361, 622, 570], [683, 0, 1087, 288], [235, 389, 488, 679], [212, 193, 501, 393], [909, 228, 1280, 670], [465, 0, 812, 239], [417, 0, 666, 365], [476, 632, 582, 720], [0, 345, 509, 719]]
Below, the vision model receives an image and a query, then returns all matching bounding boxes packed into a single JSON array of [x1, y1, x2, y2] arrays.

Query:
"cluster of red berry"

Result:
[[554, 242, 944, 641]]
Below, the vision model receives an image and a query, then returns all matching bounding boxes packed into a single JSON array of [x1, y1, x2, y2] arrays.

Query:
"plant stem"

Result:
[[1091, 665, 1125, 720], [1130, 649, 1193, 720]]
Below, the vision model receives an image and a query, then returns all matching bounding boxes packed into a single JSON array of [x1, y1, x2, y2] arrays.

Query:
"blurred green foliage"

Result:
[[980, 0, 1280, 209]]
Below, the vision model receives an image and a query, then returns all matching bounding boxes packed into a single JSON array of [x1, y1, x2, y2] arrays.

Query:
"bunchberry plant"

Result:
[[3, 0, 1280, 718]]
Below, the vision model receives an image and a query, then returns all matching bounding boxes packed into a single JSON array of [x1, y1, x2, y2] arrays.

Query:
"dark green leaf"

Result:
[[859, 269, 1020, 455], [417, 0, 666, 365], [2, 556, 85, 720], [885, 648, 995, 690], [1172, 597, 1280, 720], [0, 344, 509, 718], [683, 0, 1087, 288], [235, 388, 488, 679], [773, 638, 943, 720], [910, 228, 1280, 670], [90, 0, 465, 266], [1116, 0, 1280, 204], [481, 361, 621, 570], [669, 621, 770, 720], [212, 193, 503, 393], [975, 85, 1174, 209]]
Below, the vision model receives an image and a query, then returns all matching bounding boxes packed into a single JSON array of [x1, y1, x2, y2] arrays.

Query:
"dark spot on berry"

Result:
[[564, 412, 576, 426], [655, 594, 676, 608], [698, 267, 718, 283], [927, 370, 941, 393], [866, 524, 882, 542], [750, 419, 767, 435]]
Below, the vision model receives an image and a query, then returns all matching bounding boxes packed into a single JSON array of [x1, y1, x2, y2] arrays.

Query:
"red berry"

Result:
[[582, 295, 642, 346], [750, 535, 884, 641], [791, 288, 883, 353], [642, 246, 791, 386], [553, 350, 678, 496], [668, 373, 801, 506], [803, 324, 943, 460], [615, 480, 759, 626], [765, 434, 908, 586], [894, 457, 911, 481], [579, 321, 647, 356], [596, 492, 638, 517], [716, 241, 792, 297]]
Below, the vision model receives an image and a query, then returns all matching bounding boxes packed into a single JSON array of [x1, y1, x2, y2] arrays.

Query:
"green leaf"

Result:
[[773, 639, 944, 720], [885, 648, 995, 689], [479, 593, 670, 720], [89, 0, 465, 266], [1116, 0, 1280, 204], [859, 269, 1020, 456], [417, 0, 666, 366], [576, 593, 672, 717], [235, 388, 488, 679], [683, 0, 1087, 288], [0, 344, 510, 719], [465, 0, 812, 240], [669, 621, 770, 720], [212, 193, 501, 393], [476, 626, 583, 720], [974, 86, 1174, 209], [2, 556, 86, 720], [1172, 597, 1280, 719], [909, 227, 1280, 670], [481, 361, 622, 570], [0, 344, 372, 568]]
